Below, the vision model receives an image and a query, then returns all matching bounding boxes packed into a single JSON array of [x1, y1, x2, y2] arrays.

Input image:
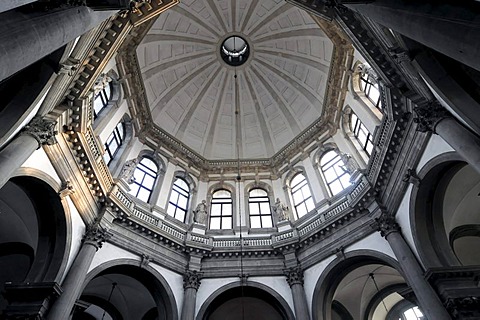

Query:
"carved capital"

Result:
[[374, 211, 400, 238], [21, 116, 58, 148], [285, 266, 304, 287], [413, 101, 450, 133], [83, 224, 111, 250], [183, 270, 201, 291]]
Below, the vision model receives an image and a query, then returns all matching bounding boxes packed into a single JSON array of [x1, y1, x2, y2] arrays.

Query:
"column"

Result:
[[180, 270, 201, 320], [0, 116, 57, 189], [0, 6, 113, 82], [47, 224, 111, 320], [414, 101, 480, 174], [285, 266, 310, 320], [374, 212, 451, 320], [342, 0, 480, 72]]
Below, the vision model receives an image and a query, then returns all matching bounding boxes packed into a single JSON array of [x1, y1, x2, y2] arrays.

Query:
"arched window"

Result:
[[167, 178, 190, 222], [350, 113, 374, 156], [103, 121, 125, 165], [290, 173, 315, 219], [320, 150, 351, 196], [129, 157, 158, 203], [360, 72, 381, 110], [210, 189, 233, 230], [248, 188, 273, 228], [93, 82, 111, 119]]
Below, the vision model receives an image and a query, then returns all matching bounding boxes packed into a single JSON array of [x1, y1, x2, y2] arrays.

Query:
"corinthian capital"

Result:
[[21, 116, 57, 148], [83, 224, 111, 250], [413, 101, 450, 133], [285, 266, 304, 287], [374, 211, 400, 238], [183, 270, 201, 291]]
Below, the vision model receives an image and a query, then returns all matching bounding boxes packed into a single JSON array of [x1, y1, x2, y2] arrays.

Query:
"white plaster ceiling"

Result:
[[136, 0, 333, 160]]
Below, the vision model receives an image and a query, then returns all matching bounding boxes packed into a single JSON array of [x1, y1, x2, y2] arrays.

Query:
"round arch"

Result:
[[196, 281, 295, 320], [410, 151, 480, 268], [311, 249, 404, 320], [81, 258, 178, 320]]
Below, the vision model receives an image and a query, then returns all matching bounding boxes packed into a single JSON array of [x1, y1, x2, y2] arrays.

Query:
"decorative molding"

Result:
[[284, 266, 304, 287], [83, 224, 111, 250], [21, 116, 58, 148], [183, 270, 202, 291], [374, 211, 400, 238], [413, 101, 450, 133]]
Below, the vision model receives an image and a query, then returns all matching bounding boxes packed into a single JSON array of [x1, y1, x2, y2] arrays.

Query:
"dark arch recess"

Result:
[[409, 152, 466, 268], [196, 281, 295, 320], [82, 259, 178, 320], [311, 250, 404, 320]]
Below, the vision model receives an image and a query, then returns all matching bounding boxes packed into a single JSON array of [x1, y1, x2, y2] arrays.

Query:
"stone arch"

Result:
[[410, 151, 480, 268], [311, 250, 404, 320], [196, 281, 295, 320], [80, 258, 178, 320]]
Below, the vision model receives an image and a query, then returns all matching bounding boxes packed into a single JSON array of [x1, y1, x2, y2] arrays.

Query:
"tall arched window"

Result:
[[167, 178, 190, 222], [93, 81, 111, 119], [248, 188, 273, 228], [360, 72, 381, 110], [290, 173, 315, 219], [103, 121, 125, 165], [210, 189, 233, 230], [350, 113, 374, 156], [320, 150, 351, 196], [129, 157, 158, 203]]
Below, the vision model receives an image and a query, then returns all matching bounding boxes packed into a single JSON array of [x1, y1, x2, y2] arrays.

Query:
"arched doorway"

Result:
[[74, 264, 177, 320], [197, 282, 294, 320], [0, 176, 68, 316]]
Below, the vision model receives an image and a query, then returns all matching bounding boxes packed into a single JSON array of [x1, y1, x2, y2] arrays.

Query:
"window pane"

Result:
[[176, 211, 185, 222], [169, 192, 178, 204], [211, 204, 221, 216], [320, 151, 337, 166], [261, 215, 273, 228], [223, 204, 232, 216], [305, 198, 315, 212], [292, 190, 303, 205], [250, 188, 267, 197], [137, 188, 150, 202], [259, 202, 270, 215], [340, 174, 351, 188], [291, 174, 305, 188], [167, 204, 176, 216], [210, 217, 221, 229], [324, 168, 337, 183], [300, 185, 311, 198], [129, 184, 140, 196], [296, 203, 307, 218], [250, 216, 261, 228], [176, 179, 189, 191], [142, 175, 155, 189], [178, 194, 188, 209], [214, 189, 230, 198], [250, 203, 259, 215], [133, 169, 144, 182], [329, 180, 343, 196], [222, 217, 232, 229]]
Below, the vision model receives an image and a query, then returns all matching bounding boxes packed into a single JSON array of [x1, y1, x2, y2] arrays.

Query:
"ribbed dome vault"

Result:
[[136, 0, 333, 160]]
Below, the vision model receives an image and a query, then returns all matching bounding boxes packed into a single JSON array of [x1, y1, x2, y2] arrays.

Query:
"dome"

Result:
[[136, 0, 334, 160]]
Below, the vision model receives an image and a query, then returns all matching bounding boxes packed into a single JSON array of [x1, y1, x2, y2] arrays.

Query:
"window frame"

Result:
[[166, 177, 190, 223], [351, 113, 374, 157], [93, 82, 112, 119], [209, 189, 233, 230], [248, 188, 273, 229], [290, 172, 315, 219], [360, 72, 382, 111], [319, 150, 352, 196], [103, 121, 125, 166], [129, 156, 158, 203]]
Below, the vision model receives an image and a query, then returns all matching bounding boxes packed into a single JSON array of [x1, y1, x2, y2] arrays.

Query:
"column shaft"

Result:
[[290, 283, 310, 320], [46, 243, 97, 319], [0, 6, 113, 81], [0, 134, 39, 188], [385, 231, 451, 320], [435, 117, 480, 174], [180, 287, 197, 320], [344, 0, 480, 72]]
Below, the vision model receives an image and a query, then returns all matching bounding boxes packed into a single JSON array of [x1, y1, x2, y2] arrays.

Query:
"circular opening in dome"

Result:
[[220, 36, 249, 66]]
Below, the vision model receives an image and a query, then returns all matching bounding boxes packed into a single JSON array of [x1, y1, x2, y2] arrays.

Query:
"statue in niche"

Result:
[[194, 200, 208, 225], [120, 159, 138, 183], [273, 198, 289, 221]]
